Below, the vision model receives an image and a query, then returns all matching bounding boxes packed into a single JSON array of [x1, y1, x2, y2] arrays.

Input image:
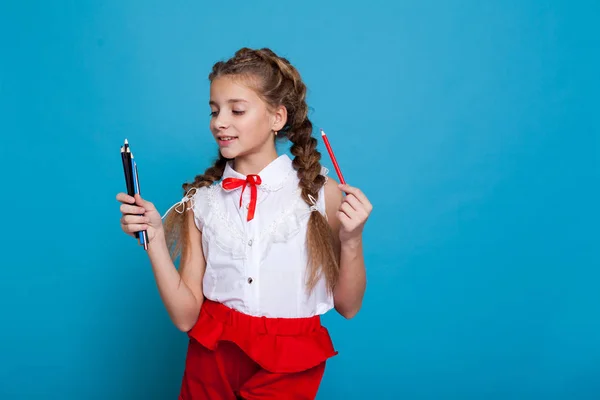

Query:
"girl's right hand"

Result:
[[116, 193, 164, 243]]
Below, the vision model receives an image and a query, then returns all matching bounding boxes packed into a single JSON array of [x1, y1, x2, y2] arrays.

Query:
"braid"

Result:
[[288, 118, 339, 293], [260, 51, 339, 293]]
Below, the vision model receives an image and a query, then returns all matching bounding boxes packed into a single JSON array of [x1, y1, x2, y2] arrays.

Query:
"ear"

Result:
[[271, 105, 288, 132]]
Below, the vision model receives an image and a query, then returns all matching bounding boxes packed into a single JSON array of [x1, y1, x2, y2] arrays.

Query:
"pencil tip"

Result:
[[125, 138, 129, 144], [320, 129, 325, 136]]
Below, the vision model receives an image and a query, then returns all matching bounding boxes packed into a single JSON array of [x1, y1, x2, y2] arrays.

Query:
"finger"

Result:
[[338, 184, 372, 211], [116, 193, 135, 204], [134, 194, 155, 211], [120, 221, 140, 236], [340, 202, 357, 219], [121, 227, 136, 238], [121, 214, 150, 225], [120, 203, 146, 215], [337, 210, 351, 224], [123, 223, 149, 233], [338, 184, 364, 201], [338, 183, 368, 202], [343, 194, 362, 212]]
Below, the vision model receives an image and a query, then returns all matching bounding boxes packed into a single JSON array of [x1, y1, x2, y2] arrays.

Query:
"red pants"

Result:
[[178, 300, 337, 400], [179, 338, 326, 399]]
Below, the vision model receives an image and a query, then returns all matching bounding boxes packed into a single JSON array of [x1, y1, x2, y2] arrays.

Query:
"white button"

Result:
[[247, 277, 253, 284], [248, 239, 253, 246]]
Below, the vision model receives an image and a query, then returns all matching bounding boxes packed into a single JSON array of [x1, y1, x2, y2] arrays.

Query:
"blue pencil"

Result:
[[130, 153, 148, 250]]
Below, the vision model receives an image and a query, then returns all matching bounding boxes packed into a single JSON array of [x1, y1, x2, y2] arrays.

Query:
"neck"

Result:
[[233, 147, 279, 176]]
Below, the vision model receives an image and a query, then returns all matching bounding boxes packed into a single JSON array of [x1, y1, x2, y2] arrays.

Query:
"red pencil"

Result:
[[320, 129, 346, 185]]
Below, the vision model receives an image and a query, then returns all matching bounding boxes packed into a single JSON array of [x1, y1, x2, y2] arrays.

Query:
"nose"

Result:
[[212, 113, 230, 131]]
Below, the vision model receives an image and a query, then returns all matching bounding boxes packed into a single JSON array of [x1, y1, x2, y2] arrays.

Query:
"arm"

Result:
[[324, 178, 372, 319], [145, 206, 206, 332]]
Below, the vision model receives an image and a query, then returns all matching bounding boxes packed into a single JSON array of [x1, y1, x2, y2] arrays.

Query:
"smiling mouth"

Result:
[[218, 136, 238, 141]]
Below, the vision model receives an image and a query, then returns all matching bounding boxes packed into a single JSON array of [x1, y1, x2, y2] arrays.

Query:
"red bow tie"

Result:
[[221, 174, 262, 221]]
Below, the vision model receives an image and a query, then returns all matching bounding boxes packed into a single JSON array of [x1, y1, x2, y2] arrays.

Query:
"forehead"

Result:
[[209, 75, 262, 104]]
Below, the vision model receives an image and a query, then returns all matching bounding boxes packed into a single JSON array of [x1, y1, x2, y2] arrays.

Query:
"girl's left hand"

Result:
[[337, 183, 373, 245]]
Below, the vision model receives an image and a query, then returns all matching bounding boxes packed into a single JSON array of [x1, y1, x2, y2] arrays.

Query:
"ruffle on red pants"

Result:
[[187, 300, 338, 374]]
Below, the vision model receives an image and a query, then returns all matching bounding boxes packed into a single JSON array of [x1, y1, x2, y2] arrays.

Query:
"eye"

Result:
[[232, 110, 245, 115], [209, 110, 218, 117]]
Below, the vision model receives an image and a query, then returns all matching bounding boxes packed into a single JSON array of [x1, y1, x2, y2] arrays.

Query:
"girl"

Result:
[[117, 47, 372, 400]]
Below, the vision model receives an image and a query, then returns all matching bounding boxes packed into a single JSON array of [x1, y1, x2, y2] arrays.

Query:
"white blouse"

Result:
[[189, 154, 334, 319]]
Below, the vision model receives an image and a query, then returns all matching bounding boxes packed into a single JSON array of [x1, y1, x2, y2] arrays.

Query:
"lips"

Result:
[[217, 136, 238, 146]]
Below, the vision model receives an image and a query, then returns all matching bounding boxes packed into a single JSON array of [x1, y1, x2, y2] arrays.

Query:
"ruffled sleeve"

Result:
[[190, 187, 209, 232], [257, 167, 331, 261], [160, 187, 207, 230], [192, 184, 247, 259]]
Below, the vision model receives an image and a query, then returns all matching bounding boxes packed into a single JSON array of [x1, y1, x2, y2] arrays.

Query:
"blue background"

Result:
[[1, 0, 599, 399]]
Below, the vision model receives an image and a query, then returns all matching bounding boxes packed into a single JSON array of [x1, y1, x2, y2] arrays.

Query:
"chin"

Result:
[[219, 146, 242, 159]]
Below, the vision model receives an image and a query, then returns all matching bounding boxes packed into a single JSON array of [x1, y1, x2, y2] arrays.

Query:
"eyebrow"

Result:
[[209, 99, 248, 106]]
